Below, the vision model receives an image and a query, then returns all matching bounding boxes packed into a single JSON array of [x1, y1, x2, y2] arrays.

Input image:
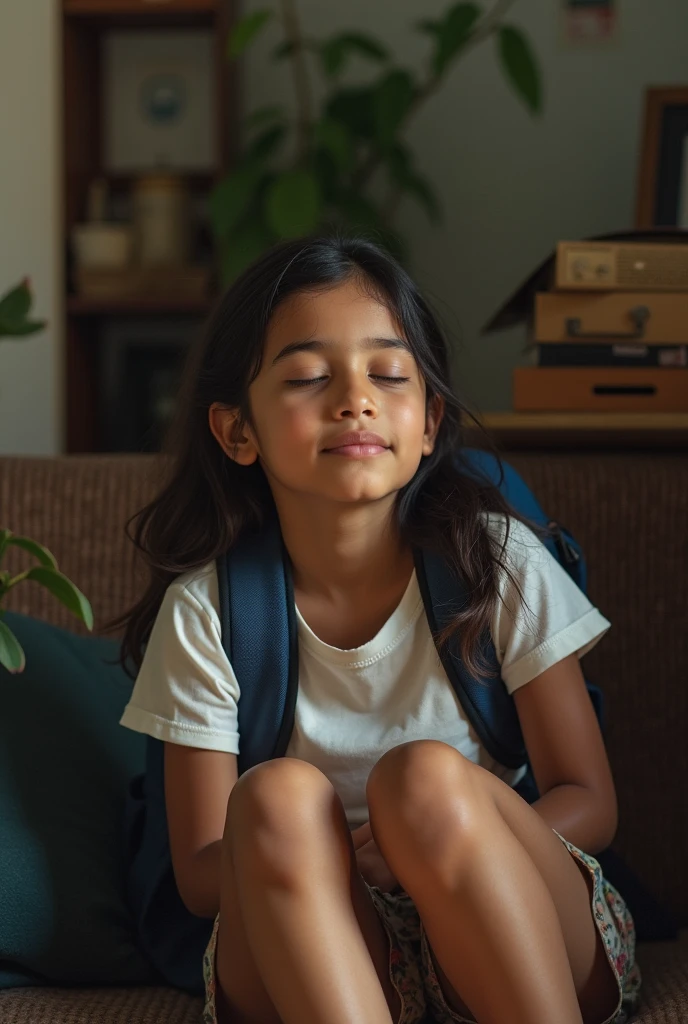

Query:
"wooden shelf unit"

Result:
[[67, 295, 214, 316], [61, 0, 235, 452], [64, 0, 219, 26], [471, 412, 688, 450]]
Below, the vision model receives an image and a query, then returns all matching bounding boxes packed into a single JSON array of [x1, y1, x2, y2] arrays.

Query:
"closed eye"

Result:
[[285, 375, 411, 388]]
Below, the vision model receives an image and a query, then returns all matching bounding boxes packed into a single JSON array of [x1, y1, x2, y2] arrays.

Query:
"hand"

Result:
[[354, 837, 401, 893]]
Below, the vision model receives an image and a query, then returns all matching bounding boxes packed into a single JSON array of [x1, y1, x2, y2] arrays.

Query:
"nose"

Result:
[[332, 372, 378, 419]]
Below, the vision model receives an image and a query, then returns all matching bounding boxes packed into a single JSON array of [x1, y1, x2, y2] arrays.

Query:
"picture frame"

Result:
[[636, 86, 688, 229], [103, 30, 217, 173]]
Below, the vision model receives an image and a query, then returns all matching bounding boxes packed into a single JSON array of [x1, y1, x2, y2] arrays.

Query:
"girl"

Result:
[[119, 235, 641, 1024]]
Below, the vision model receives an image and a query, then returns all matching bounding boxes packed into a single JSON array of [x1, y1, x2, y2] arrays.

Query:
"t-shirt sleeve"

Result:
[[489, 516, 611, 694], [119, 575, 240, 753]]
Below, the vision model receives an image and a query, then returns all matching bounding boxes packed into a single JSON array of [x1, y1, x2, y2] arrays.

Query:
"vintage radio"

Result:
[[513, 367, 688, 413], [555, 241, 688, 292]]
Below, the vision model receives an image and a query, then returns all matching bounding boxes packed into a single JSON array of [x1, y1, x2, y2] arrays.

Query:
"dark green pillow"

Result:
[[0, 612, 155, 987]]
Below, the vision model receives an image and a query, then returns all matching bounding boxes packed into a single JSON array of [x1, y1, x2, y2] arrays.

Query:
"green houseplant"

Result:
[[211, 0, 541, 279], [0, 280, 93, 673]]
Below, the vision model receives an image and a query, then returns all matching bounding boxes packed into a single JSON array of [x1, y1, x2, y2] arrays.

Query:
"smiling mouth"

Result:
[[323, 444, 390, 457]]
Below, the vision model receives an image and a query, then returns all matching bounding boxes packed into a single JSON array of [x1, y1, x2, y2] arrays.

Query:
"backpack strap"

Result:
[[413, 546, 527, 770], [217, 516, 299, 776]]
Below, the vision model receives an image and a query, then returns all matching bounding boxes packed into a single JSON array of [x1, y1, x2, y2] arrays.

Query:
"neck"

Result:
[[274, 495, 412, 601]]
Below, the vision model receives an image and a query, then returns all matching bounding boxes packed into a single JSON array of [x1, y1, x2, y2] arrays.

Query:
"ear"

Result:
[[208, 403, 259, 466], [422, 393, 444, 457]]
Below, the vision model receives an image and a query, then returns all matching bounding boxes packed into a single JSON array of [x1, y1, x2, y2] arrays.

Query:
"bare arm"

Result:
[[513, 652, 618, 854], [164, 743, 238, 918]]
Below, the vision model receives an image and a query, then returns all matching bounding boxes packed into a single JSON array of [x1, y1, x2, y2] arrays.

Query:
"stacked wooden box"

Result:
[[513, 240, 688, 412]]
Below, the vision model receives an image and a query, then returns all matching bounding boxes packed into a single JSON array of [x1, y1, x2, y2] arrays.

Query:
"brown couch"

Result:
[[0, 453, 686, 1023]]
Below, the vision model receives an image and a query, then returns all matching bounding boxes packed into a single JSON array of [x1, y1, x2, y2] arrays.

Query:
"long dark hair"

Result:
[[115, 235, 542, 676]]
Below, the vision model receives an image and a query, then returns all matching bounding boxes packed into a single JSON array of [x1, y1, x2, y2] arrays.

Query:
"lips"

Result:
[[323, 431, 389, 451]]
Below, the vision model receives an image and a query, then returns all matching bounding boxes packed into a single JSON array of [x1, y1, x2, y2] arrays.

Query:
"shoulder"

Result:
[[152, 561, 222, 646], [481, 512, 549, 576], [166, 561, 220, 618]]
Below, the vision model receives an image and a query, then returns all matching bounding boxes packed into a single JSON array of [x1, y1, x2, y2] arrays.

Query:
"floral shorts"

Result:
[[202, 830, 641, 1024]]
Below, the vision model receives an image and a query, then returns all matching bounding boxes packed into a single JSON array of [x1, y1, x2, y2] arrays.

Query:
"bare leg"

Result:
[[215, 758, 400, 1024], [367, 741, 619, 1024]]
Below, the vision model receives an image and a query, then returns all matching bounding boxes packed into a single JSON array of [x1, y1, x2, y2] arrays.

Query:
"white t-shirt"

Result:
[[120, 515, 610, 828]]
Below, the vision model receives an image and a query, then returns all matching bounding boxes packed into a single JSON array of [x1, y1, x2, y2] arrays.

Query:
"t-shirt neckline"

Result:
[[295, 568, 423, 666]]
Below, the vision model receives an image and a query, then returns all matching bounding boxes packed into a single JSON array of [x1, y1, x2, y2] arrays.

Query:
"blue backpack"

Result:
[[122, 449, 666, 995]]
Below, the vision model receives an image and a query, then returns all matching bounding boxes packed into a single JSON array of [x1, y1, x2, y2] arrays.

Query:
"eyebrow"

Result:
[[271, 336, 411, 366]]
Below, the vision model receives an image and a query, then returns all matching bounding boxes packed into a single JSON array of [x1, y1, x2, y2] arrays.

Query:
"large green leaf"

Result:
[[432, 3, 481, 77], [0, 320, 44, 338], [0, 281, 30, 324], [5, 535, 58, 568], [0, 280, 45, 339], [264, 170, 323, 238], [24, 566, 93, 630], [227, 9, 273, 60], [248, 124, 287, 161], [314, 118, 355, 174], [373, 70, 416, 148], [221, 219, 275, 283], [320, 32, 389, 77], [209, 165, 262, 239], [326, 87, 377, 140], [0, 618, 25, 673], [498, 25, 542, 114]]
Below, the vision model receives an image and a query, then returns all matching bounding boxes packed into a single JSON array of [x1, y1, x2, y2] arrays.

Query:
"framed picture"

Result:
[[636, 86, 688, 228], [103, 30, 217, 173]]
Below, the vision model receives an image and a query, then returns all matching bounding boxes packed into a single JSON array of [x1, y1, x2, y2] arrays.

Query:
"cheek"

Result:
[[266, 400, 317, 448], [395, 398, 428, 443]]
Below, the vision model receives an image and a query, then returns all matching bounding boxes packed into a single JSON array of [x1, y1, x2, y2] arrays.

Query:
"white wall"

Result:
[[243, 0, 688, 411], [0, 0, 62, 454]]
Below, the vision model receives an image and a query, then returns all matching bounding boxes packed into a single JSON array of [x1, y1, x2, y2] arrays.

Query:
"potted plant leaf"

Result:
[[0, 280, 93, 673], [211, 0, 541, 280]]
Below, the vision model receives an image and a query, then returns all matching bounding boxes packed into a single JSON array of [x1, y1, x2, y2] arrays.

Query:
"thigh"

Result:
[[214, 841, 279, 1024], [213, 761, 400, 1024], [430, 763, 620, 1023]]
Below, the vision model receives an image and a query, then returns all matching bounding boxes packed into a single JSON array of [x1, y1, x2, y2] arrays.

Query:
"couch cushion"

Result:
[[0, 986, 202, 1023], [633, 933, 688, 1022], [0, 613, 154, 986]]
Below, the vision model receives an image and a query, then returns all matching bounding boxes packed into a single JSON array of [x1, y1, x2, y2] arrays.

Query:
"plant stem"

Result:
[[353, 0, 518, 194], [279, 0, 314, 163]]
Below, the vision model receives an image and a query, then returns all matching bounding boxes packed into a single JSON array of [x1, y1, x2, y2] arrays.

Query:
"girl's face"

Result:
[[211, 278, 443, 508]]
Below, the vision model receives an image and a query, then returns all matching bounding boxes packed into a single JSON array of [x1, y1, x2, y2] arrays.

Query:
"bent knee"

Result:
[[367, 740, 472, 806], [227, 757, 333, 829], [367, 741, 480, 846], [225, 759, 339, 878]]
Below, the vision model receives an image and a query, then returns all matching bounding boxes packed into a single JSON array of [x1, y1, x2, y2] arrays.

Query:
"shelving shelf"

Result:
[[64, 0, 218, 27], [67, 295, 214, 316], [472, 412, 688, 450]]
